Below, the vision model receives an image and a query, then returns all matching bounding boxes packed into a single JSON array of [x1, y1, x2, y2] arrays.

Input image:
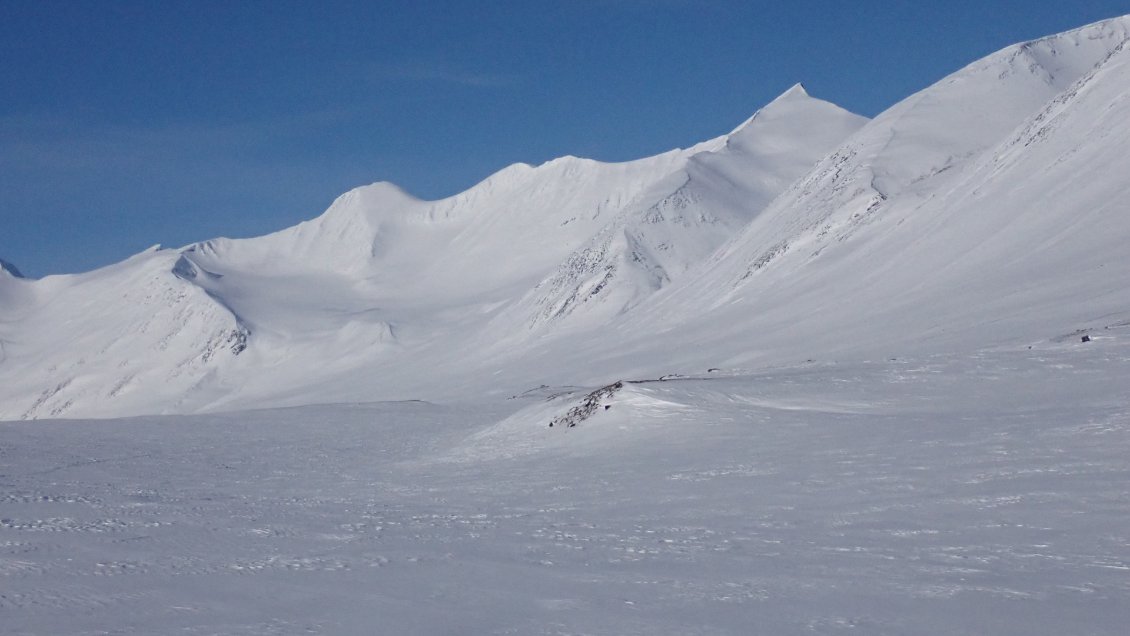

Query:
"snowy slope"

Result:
[[702, 15, 1130, 290], [0, 248, 248, 419], [570, 15, 1130, 377], [503, 84, 866, 331]]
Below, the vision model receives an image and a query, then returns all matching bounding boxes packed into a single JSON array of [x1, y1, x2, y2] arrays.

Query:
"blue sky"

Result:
[[3, 1, 1129, 276]]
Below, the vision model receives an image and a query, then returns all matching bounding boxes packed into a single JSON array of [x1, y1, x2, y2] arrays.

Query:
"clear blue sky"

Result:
[[3, 1, 1128, 276]]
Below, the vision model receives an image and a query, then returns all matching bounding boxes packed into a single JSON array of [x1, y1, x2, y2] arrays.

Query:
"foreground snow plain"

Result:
[[4, 331, 1129, 635]]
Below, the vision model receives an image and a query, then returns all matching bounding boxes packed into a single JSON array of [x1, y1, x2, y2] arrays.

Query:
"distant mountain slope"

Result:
[[588, 15, 1130, 372], [0, 85, 865, 419], [2, 16, 1129, 419], [717, 16, 1130, 289], [498, 84, 866, 331], [0, 249, 248, 419]]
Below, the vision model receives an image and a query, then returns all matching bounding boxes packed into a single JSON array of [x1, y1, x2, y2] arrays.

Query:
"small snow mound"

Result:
[[548, 381, 623, 428], [446, 382, 692, 462]]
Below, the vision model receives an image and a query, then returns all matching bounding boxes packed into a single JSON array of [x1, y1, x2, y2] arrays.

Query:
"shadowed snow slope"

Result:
[[2, 16, 1130, 419]]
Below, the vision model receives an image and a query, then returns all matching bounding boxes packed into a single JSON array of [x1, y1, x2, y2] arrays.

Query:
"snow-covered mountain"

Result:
[[0, 85, 865, 419], [498, 84, 865, 331], [2, 16, 1129, 420], [595, 15, 1130, 372]]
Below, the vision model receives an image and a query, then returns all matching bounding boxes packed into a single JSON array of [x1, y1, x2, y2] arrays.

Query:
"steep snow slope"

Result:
[[498, 84, 867, 331], [0, 249, 248, 419], [0, 86, 864, 419], [712, 15, 1130, 287], [571, 15, 1130, 377]]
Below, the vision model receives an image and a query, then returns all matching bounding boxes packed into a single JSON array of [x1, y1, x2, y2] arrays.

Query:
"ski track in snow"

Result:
[[3, 341, 1129, 635]]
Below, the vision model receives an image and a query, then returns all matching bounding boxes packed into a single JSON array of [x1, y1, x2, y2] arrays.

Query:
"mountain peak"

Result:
[[0, 257, 24, 278], [723, 82, 865, 146], [775, 82, 810, 101], [726, 83, 824, 136], [346, 180, 420, 204]]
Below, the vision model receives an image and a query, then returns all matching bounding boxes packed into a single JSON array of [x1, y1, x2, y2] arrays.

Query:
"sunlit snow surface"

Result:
[[4, 335, 1129, 635]]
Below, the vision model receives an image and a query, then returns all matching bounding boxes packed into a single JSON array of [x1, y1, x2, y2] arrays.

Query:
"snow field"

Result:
[[3, 335, 1129, 634]]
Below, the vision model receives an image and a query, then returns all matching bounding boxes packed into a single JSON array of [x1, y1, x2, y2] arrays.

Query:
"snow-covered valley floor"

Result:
[[4, 332, 1130, 635]]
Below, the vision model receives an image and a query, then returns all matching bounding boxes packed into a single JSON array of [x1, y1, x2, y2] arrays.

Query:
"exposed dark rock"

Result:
[[549, 381, 623, 429], [228, 329, 248, 355]]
